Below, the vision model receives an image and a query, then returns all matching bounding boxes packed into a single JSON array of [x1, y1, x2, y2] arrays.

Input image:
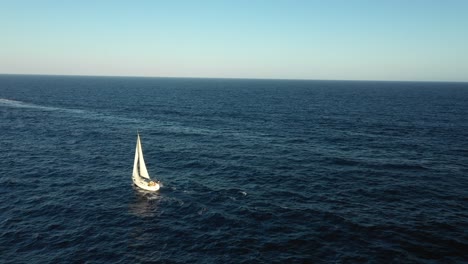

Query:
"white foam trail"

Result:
[[0, 98, 139, 124], [0, 98, 62, 111], [0, 98, 266, 140]]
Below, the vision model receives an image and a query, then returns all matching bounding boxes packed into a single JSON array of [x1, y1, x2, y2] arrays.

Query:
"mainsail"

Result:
[[133, 133, 151, 180]]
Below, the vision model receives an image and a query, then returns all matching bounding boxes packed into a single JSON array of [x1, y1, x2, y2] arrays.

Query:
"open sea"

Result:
[[0, 75, 467, 263]]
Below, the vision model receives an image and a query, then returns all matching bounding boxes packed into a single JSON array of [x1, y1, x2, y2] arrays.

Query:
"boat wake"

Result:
[[0, 98, 139, 124], [0, 98, 68, 112], [0, 98, 98, 116], [0, 98, 270, 142]]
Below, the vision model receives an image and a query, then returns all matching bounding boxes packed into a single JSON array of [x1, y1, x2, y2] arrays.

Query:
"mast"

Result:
[[132, 134, 139, 179]]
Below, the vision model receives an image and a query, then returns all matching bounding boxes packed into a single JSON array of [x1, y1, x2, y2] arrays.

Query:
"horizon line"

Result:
[[0, 72, 467, 84]]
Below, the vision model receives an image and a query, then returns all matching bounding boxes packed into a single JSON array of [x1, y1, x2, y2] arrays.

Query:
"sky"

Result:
[[1, 0, 468, 82]]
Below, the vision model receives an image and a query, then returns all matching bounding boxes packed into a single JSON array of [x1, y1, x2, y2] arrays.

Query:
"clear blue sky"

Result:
[[1, 0, 467, 81]]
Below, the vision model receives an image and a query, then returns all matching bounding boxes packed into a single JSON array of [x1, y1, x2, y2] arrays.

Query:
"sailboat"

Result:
[[132, 132, 160, 191]]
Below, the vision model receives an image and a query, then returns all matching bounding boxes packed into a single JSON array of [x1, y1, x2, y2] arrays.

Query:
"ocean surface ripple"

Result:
[[1, 75, 467, 263]]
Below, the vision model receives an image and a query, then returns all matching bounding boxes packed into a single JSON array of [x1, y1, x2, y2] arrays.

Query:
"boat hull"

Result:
[[133, 176, 160, 192]]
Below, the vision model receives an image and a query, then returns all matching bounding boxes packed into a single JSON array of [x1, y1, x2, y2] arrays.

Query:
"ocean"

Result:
[[0, 75, 467, 263]]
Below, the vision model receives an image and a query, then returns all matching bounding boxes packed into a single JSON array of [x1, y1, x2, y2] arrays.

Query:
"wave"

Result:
[[324, 155, 428, 171]]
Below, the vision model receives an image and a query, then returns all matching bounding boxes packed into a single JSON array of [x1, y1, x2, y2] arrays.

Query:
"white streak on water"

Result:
[[0, 98, 268, 141]]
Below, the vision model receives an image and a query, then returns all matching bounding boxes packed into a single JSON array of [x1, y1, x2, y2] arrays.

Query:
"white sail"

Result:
[[132, 132, 160, 192], [137, 134, 151, 179]]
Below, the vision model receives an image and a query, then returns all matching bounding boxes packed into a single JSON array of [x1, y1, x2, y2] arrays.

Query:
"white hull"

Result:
[[133, 176, 160, 192]]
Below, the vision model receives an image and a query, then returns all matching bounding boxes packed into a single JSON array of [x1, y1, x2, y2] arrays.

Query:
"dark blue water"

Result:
[[1, 75, 467, 263]]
